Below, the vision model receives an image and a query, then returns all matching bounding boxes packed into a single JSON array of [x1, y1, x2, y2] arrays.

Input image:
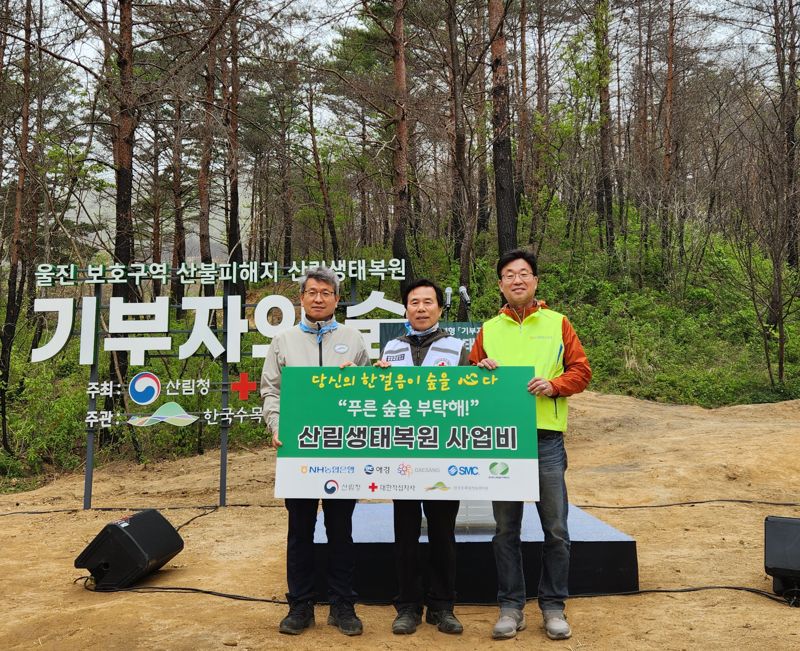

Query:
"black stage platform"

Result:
[[313, 502, 638, 604]]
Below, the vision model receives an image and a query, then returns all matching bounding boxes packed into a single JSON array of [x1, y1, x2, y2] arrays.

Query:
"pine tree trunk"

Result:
[[226, 9, 244, 299], [489, 0, 517, 254], [515, 0, 529, 210], [308, 86, 339, 259], [359, 111, 369, 245], [595, 0, 615, 257], [447, 0, 467, 261], [0, 0, 32, 456], [390, 0, 415, 289], [151, 121, 162, 298], [171, 99, 186, 317], [198, 0, 218, 297], [476, 7, 490, 234]]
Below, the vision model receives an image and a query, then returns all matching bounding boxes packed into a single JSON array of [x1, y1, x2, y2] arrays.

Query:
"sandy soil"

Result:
[[1, 390, 799, 650]]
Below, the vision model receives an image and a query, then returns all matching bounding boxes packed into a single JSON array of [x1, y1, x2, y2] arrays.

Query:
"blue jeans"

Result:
[[492, 432, 570, 612]]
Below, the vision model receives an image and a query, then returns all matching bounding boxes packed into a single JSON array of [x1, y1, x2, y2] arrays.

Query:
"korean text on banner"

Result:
[[275, 366, 538, 501]]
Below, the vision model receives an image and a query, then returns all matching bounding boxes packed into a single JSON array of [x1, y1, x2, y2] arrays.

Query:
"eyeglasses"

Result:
[[303, 289, 336, 299], [501, 271, 535, 282]]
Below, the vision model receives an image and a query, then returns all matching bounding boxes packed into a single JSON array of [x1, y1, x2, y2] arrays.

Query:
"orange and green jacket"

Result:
[[469, 300, 591, 431]]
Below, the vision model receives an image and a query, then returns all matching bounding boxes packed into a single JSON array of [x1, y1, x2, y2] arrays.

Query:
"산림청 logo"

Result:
[[129, 372, 161, 406]]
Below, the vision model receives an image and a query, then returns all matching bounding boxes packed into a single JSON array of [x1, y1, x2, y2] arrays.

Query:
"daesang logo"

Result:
[[397, 463, 413, 476], [448, 464, 479, 476], [324, 480, 339, 494]]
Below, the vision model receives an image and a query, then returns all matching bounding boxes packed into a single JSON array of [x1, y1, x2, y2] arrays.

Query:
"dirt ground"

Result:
[[1, 390, 799, 650]]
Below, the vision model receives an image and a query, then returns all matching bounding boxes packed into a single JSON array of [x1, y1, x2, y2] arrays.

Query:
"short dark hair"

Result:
[[497, 248, 538, 277], [401, 278, 444, 307]]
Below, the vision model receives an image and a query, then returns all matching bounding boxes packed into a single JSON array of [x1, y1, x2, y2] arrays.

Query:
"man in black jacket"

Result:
[[377, 279, 469, 635]]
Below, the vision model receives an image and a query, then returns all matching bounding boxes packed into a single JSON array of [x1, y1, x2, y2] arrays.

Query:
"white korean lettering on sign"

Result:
[[30, 291, 406, 364], [105, 297, 171, 365], [178, 296, 225, 359], [35, 259, 406, 287]]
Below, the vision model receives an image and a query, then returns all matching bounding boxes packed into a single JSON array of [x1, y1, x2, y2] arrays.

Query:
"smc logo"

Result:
[[448, 465, 479, 476]]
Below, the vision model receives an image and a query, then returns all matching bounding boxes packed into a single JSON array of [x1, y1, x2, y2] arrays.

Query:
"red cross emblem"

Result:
[[231, 373, 257, 401]]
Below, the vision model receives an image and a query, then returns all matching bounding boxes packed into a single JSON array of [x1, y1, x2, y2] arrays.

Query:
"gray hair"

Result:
[[299, 265, 340, 295]]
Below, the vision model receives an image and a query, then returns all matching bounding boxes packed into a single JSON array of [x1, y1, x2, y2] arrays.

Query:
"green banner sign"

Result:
[[275, 366, 540, 500]]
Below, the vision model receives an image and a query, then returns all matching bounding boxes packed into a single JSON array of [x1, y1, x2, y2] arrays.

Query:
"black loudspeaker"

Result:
[[75, 509, 184, 590], [765, 515, 800, 596]]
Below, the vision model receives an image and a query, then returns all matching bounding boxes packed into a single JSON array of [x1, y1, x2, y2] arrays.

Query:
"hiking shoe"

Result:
[[492, 608, 526, 640], [327, 601, 363, 636], [392, 607, 422, 634], [543, 610, 571, 640], [279, 600, 314, 635], [426, 608, 463, 634]]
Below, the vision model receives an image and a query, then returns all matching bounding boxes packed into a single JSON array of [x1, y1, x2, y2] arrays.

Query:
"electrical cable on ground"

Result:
[[74, 577, 287, 604], [175, 507, 219, 531], [567, 585, 798, 607], [74, 576, 799, 607], [0, 503, 285, 518], [577, 499, 800, 509]]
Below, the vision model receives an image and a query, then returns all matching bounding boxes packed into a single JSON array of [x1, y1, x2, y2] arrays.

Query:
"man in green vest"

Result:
[[469, 248, 591, 641]]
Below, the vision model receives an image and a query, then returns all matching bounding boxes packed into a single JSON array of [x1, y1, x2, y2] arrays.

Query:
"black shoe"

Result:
[[392, 607, 423, 634], [327, 601, 363, 636], [426, 608, 464, 634], [279, 601, 314, 635]]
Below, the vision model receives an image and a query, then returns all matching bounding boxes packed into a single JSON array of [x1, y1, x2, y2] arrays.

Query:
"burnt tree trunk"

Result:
[[389, 0, 415, 289], [489, 0, 517, 254]]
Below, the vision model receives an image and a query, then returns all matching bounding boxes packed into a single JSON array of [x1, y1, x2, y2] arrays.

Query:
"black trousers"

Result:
[[393, 499, 460, 611], [285, 498, 357, 605]]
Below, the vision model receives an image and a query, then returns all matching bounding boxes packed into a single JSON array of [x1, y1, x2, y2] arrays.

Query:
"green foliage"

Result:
[[6, 331, 87, 474], [41, 141, 111, 194], [330, 8, 392, 78], [516, 203, 800, 407], [559, 28, 601, 139]]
